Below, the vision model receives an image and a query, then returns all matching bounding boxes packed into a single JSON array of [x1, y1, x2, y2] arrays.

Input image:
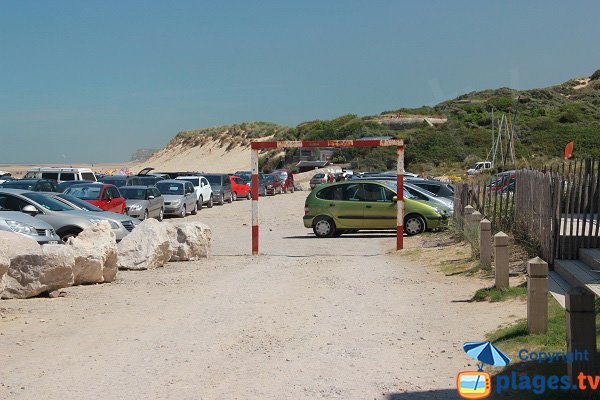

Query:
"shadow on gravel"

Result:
[[386, 389, 459, 399]]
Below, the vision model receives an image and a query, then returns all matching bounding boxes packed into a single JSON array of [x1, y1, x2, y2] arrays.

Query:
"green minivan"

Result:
[[303, 180, 447, 238]]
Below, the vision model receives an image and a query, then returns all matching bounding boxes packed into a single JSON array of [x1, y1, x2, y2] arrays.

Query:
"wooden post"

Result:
[[566, 287, 597, 387], [494, 231, 509, 289], [527, 257, 548, 334], [470, 210, 482, 229], [464, 205, 474, 229], [480, 218, 492, 270]]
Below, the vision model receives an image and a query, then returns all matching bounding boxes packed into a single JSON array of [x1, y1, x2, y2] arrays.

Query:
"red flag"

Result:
[[564, 141, 574, 160]]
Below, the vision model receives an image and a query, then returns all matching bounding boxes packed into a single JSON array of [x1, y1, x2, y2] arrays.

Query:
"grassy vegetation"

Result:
[[164, 70, 600, 174], [472, 285, 527, 302], [484, 297, 600, 399]]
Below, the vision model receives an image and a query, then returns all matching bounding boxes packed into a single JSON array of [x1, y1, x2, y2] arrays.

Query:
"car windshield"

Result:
[[0, 181, 35, 190], [178, 178, 200, 187], [138, 176, 161, 185], [56, 194, 103, 211], [205, 175, 222, 186], [120, 188, 147, 200], [237, 173, 251, 181], [64, 185, 102, 200], [22, 192, 74, 211], [265, 175, 275, 182], [156, 182, 184, 195], [101, 177, 126, 187]]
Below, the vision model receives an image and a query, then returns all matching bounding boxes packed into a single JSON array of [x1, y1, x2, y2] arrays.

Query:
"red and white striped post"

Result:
[[250, 139, 404, 255], [251, 148, 259, 255], [396, 145, 405, 250]]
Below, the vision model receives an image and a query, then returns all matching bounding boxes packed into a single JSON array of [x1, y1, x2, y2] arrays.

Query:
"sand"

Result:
[[0, 191, 525, 399]]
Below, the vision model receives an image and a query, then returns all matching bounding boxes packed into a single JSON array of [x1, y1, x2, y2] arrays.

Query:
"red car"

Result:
[[271, 169, 295, 193], [264, 174, 284, 195], [64, 183, 126, 214], [229, 175, 251, 201]]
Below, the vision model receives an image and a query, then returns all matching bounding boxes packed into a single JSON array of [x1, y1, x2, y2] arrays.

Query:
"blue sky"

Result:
[[1, 0, 599, 163]]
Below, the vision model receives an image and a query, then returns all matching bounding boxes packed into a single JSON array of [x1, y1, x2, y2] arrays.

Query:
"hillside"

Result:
[[143, 70, 600, 174]]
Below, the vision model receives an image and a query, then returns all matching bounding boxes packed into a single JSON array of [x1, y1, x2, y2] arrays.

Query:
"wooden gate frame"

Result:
[[250, 139, 405, 255]]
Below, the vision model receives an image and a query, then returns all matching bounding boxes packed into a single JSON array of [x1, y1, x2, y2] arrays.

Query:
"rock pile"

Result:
[[1, 219, 211, 299]]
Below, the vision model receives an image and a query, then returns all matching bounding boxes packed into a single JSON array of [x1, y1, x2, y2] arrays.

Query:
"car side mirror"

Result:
[[148, 195, 155, 200], [392, 196, 398, 202], [22, 204, 39, 215]]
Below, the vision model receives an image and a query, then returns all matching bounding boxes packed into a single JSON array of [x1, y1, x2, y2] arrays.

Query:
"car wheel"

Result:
[[179, 205, 186, 218], [283, 185, 288, 194], [191, 202, 198, 215], [142, 209, 149, 221], [227, 193, 233, 203], [312, 216, 336, 238], [207, 195, 214, 208], [290, 185, 294, 193], [246, 191, 251, 200], [232, 192, 237, 202], [157, 207, 164, 221], [218, 195, 224, 205], [404, 214, 426, 236], [198, 196, 203, 211]]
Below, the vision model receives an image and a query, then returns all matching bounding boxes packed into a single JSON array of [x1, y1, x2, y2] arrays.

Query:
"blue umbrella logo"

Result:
[[463, 341, 511, 370]]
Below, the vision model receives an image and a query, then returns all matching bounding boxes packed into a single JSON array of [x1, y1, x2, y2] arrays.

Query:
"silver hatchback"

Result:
[[155, 180, 198, 217]]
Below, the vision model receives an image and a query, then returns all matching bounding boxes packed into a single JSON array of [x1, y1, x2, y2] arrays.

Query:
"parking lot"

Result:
[[0, 190, 525, 400]]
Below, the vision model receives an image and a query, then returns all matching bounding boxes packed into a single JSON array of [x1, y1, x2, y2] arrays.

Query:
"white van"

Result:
[[23, 167, 97, 183]]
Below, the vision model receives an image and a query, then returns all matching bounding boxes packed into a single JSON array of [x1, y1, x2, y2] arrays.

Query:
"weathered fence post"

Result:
[[527, 257, 548, 334], [566, 287, 597, 387], [480, 218, 492, 270], [470, 210, 482, 229], [494, 231, 509, 289], [463, 205, 474, 228]]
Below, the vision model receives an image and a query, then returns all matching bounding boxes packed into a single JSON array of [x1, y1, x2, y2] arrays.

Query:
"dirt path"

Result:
[[0, 192, 525, 399]]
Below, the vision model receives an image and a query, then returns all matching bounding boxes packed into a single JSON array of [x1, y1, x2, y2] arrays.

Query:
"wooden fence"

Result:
[[453, 159, 600, 264]]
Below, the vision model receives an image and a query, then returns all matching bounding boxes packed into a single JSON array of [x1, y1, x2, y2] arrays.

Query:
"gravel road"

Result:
[[0, 191, 524, 399]]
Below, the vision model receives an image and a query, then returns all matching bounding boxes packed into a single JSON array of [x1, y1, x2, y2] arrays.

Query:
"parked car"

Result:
[[119, 186, 165, 221], [63, 183, 126, 214], [0, 208, 61, 244], [23, 167, 97, 182], [137, 175, 165, 186], [234, 171, 266, 197], [467, 161, 493, 175], [404, 183, 453, 216], [203, 174, 233, 205], [175, 176, 213, 209], [310, 173, 329, 189], [265, 174, 284, 195], [155, 180, 198, 217], [48, 193, 140, 236], [303, 180, 447, 237], [229, 175, 251, 201], [0, 179, 58, 192], [271, 169, 295, 193], [0, 174, 13, 185], [406, 178, 455, 200], [485, 171, 516, 193], [57, 180, 95, 193], [99, 175, 144, 188], [0, 189, 128, 241]]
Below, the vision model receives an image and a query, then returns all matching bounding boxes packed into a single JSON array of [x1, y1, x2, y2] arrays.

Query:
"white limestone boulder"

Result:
[[67, 221, 118, 284], [1, 245, 74, 299], [0, 231, 41, 259], [117, 219, 170, 270], [165, 221, 212, 262]]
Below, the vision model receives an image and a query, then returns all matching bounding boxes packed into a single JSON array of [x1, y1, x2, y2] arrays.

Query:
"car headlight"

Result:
[[131, 219, 141, 226], [6, 220, 37, 235], [129, 204, 143, 211], [88, 218, 119, 230], [172, 199, 182, 206], [432, 207, 442, 215]]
